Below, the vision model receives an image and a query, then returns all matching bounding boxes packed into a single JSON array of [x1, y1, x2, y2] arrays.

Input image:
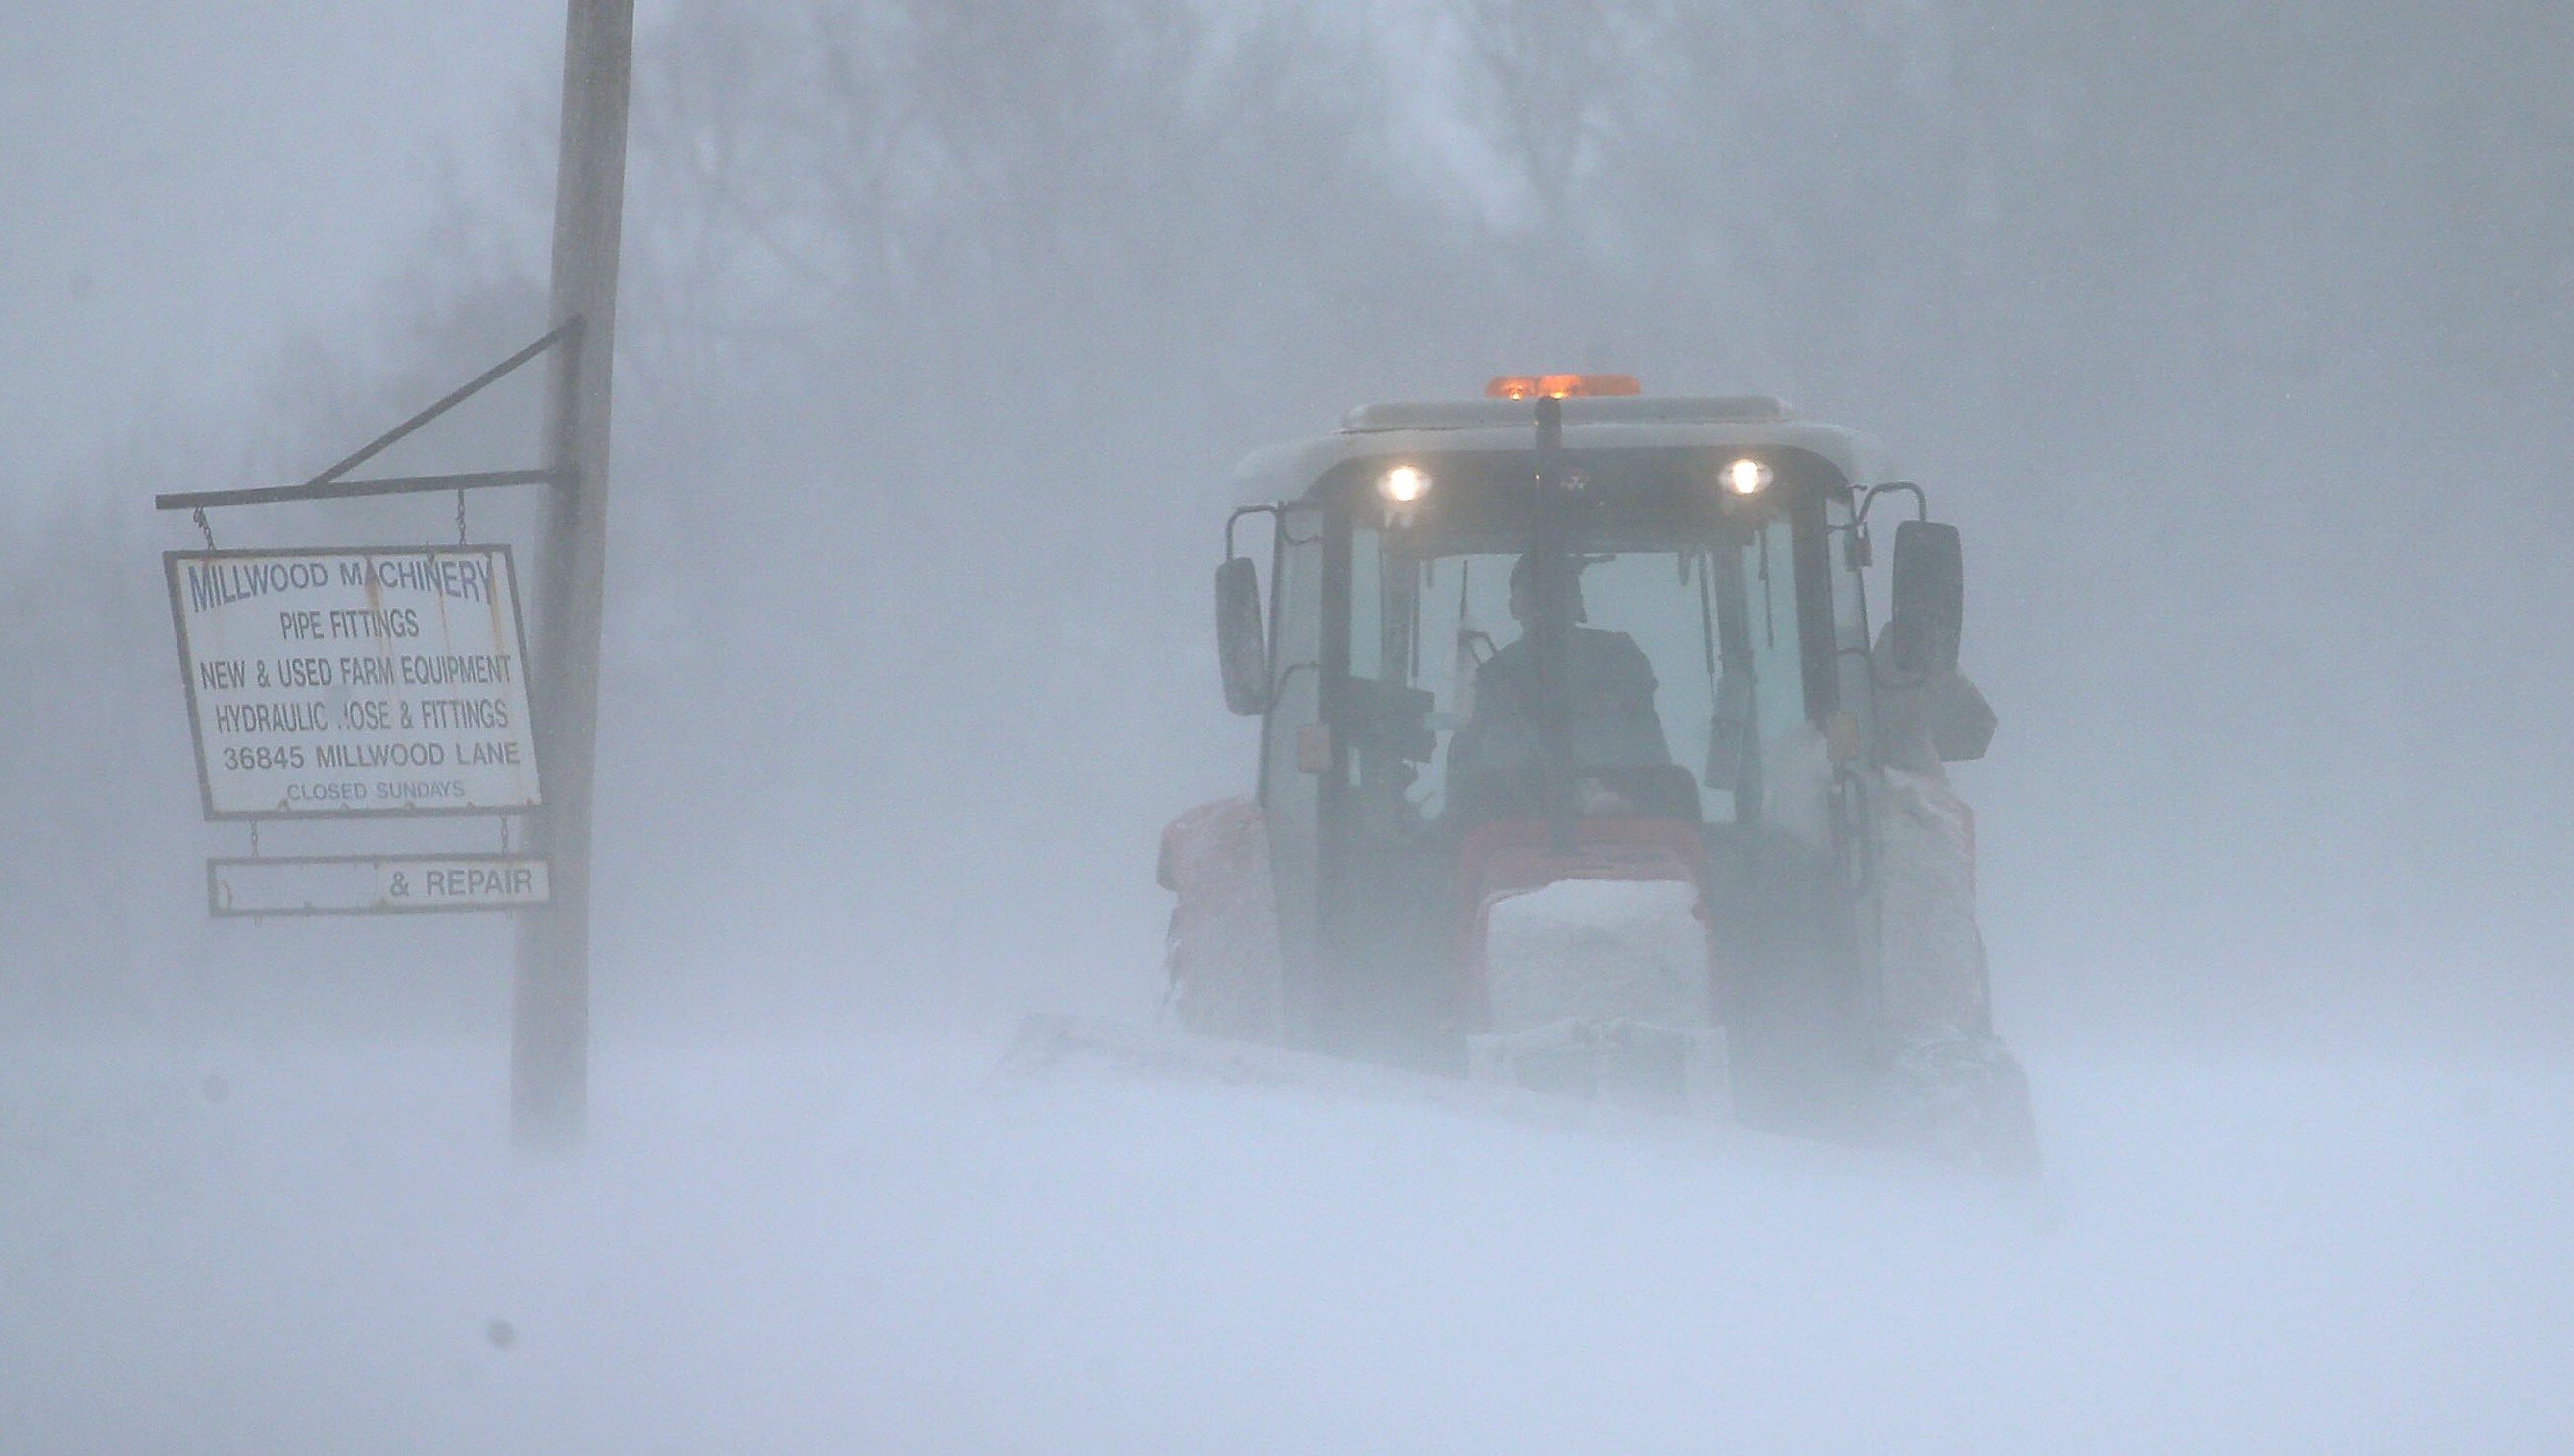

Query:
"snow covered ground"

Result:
[[4, 1031, 2569, 1454]]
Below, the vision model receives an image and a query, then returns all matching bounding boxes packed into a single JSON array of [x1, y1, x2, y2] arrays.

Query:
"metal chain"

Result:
[[249, 820, 260, 857], [456, 488, 469, 545], [194, 508, 217, 550]]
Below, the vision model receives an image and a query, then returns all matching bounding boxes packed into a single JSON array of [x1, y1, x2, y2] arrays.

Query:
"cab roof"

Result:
[[1229, 395, 1896, 507]]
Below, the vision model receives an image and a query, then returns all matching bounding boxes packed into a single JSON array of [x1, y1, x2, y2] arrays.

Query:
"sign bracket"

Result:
[[153, 319, 580, 515]]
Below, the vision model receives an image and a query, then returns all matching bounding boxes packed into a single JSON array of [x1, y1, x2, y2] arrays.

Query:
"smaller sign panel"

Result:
[[207, 855, 552, 917], [167, 548, 540, 818]]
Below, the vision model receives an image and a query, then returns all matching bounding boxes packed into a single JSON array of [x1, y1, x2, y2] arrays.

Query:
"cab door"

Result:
[[1256, 503, 1327, 1044], [1309, 506, 1457, 1067]]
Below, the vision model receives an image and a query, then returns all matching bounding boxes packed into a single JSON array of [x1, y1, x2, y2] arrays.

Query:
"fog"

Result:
[[6, 2, 2572, 1449]]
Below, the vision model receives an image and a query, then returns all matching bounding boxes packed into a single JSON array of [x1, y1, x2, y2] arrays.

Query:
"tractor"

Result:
[[1145, 377, 2036, 1170]]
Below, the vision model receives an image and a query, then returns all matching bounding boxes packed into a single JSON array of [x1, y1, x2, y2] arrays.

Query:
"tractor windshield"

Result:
[[1345, 516, 1821, 828], [1280, 442, 1863, 1068]]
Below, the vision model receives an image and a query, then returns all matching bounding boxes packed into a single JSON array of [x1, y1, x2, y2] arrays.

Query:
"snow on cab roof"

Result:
[[1229, 395, 1894, 507], [1341, 394, 1792, 431]]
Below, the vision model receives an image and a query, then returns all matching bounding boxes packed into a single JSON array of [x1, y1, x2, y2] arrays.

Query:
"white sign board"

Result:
[[208, 855, 552, 916], [167, 548, 541, 818]]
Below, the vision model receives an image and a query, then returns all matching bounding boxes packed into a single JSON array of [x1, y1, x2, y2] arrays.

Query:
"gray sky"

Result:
[[0, 1, 560, 495]]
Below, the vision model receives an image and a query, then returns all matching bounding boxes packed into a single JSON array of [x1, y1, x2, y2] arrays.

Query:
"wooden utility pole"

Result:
[[514, 0, 635, 1152]]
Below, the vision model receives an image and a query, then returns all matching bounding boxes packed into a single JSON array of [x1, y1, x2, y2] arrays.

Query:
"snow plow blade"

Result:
[[998, 1014, 2038, 1180], [999, 1013, 1782, 1153], [1466, 1017, 1730, 1121]]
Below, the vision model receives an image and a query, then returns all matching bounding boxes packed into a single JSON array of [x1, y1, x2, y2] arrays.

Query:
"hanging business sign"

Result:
[[166, 547, 542, 818], [207, 854, 553, 917]]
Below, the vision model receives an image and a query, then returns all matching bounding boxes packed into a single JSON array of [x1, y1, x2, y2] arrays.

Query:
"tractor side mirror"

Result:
[[1215, 556, 1269, 716], [1886, 520, 1964, 677]]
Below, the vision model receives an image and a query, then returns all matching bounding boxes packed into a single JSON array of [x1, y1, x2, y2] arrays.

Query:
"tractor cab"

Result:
[[1170, 379, 2033, 1165]]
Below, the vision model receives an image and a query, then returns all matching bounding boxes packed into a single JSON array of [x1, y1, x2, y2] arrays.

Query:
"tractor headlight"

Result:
[[1379, 465, 1432, 505], [1721, 458, 1773, 496]]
